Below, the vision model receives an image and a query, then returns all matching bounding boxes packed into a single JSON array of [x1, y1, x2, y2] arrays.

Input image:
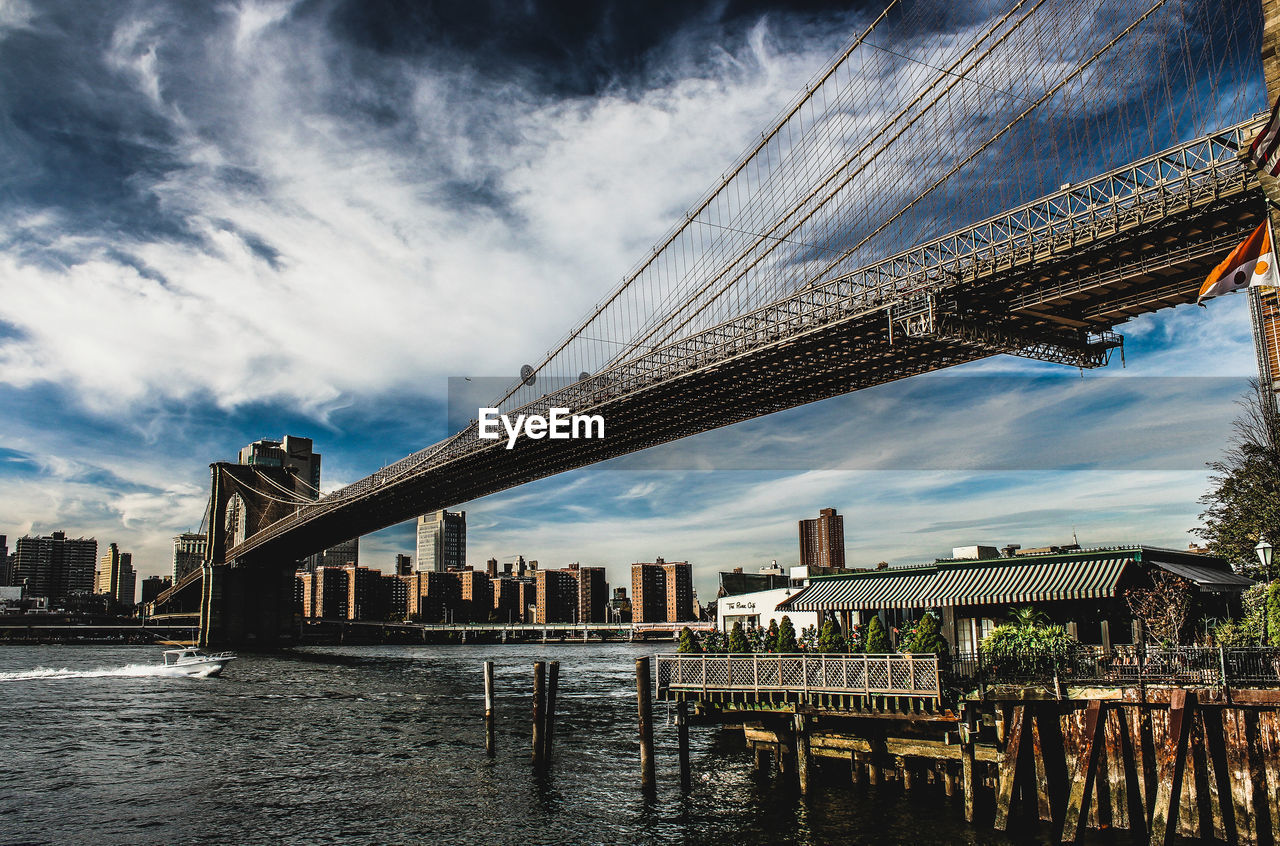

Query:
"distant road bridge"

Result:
[[152, 0, 1280, 647]]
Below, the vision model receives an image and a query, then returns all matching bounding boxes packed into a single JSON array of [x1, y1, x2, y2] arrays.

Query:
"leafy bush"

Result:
[[903, 611, 948, 655], [818, 618, 847, 653], [764, 620, 780, 653], [980, 622, 1078, 657], [702, 628, 727, 653], [980, 622, 1079, 680], [776, 616, 799, 652], [676, 626, 702, 654], [846, 622, 865, 653], [728, 621, 750, 654], [799, 624, 819, 651], [1212, 618, 1258, 647], [865, 615, 890, 653], [1210, 581, 1270, 647]]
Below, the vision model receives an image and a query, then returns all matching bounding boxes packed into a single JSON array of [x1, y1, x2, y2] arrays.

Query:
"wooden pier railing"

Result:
[[656, 653, 941, 702]]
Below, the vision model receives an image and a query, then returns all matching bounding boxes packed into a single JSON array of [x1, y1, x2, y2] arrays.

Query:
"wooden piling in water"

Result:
[[484, 660, 495, 756], [677, 701, 690, 791], [794, 713, 812, 795], [636, 656, 655, 791], [532, 660, 546, 768], [543, 661, 560, 760]]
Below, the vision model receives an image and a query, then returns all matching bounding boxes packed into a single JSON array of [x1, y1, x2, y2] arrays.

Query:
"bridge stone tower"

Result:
[[199, 462, 310, 648]]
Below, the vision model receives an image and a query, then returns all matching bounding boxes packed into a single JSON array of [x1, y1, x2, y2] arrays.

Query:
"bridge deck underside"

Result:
[[230, 181, 1263, 567]]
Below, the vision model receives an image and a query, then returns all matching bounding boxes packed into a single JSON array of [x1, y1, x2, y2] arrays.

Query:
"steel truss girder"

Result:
[[890, 294, 1120, 368]]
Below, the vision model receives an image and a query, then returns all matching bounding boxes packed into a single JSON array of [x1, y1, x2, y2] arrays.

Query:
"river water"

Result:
[[0, 643, 1023, 845]]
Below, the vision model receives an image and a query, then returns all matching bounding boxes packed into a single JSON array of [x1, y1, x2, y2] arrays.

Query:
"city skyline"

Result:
[[0, 1, 1266, 602]]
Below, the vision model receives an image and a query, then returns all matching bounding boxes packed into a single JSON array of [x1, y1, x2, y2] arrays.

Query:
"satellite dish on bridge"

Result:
[[520, 364, 536, 386], [578, 371, 590, 382]]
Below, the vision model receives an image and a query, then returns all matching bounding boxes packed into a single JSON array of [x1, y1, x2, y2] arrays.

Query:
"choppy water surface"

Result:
[[0, 644, 1016, 845]]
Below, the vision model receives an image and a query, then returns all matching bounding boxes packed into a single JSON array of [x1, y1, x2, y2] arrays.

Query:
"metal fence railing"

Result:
[[656, 653, 941, 702], [944, 646, 1280, 690]]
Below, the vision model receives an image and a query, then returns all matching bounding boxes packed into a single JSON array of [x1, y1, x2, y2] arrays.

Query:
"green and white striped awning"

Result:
[[786, 568, 938, 612], [929, 556, 1131, 606], [785, 555, 1135, 613]]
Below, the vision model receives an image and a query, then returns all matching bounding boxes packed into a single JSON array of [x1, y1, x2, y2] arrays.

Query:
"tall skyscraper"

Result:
[[172, 533, 207, 582], [96, 543, 137, 607], [415, 510, 466, 573], [799, 508, 846, 569], [13, 532, 97, 604], [0, 535, 8, 585], [630, 558, 694, 623]]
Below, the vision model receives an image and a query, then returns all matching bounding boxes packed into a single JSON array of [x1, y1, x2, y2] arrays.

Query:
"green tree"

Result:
[[728, 621, 750, 653], [904, 612, 949, 655], [865, 615, 890, 653], [765, 619, 780, 653], [818, 618, 847, 653], [1196, 380, 1280, 580], [775, 616, 799, 652], [1212, 582, 1270, 646], [703, 628, 727, 653], [1268, 581, 1280, 645], [677, 626, 702, 654]]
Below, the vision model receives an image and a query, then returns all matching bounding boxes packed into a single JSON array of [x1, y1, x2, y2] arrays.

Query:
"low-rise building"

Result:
[[783, 545, 1254, 653], [717, 586, 818, 633]]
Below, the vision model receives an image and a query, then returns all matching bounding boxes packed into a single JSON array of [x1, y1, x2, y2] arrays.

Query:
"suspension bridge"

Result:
[[152, 0, 1280, 646]]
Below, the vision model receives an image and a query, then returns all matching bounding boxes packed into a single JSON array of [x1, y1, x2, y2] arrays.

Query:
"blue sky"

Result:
[[0, 0, 1267, 602]]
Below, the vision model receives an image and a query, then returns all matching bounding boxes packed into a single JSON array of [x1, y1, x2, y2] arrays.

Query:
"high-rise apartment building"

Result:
[[13, 532, 97, 604], [96, 543, 137, 607], [415, 510, 466, 573], [630, 558, 694, 623], [449, 569, 491, 622], [172, 532, 207, 582], [535, 569, 579, 623], [799, 508, 846, 569], [394, 554, 413, 576], [238, 435, 322, 495], [571, 564, 608, 624], [0, 535, 8, 585], [140, 575, 171, 605]]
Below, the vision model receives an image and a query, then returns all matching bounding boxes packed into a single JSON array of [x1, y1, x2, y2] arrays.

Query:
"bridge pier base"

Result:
[[200, 563, 298, 649]]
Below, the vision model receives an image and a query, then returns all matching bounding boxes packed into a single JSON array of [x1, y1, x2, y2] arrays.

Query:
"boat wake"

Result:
[[0, 664, 180, 681]]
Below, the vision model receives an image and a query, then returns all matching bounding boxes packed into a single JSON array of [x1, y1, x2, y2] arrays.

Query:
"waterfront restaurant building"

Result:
[[783, 545, 1253, 653], [717, 586, 819, 634]]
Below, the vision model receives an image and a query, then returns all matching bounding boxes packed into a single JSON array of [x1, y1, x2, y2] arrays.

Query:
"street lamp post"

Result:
[[1256, 538, 1274, 580]]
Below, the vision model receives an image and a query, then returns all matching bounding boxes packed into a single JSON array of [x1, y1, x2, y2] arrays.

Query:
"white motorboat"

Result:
[[160, 647, 236, 678]]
